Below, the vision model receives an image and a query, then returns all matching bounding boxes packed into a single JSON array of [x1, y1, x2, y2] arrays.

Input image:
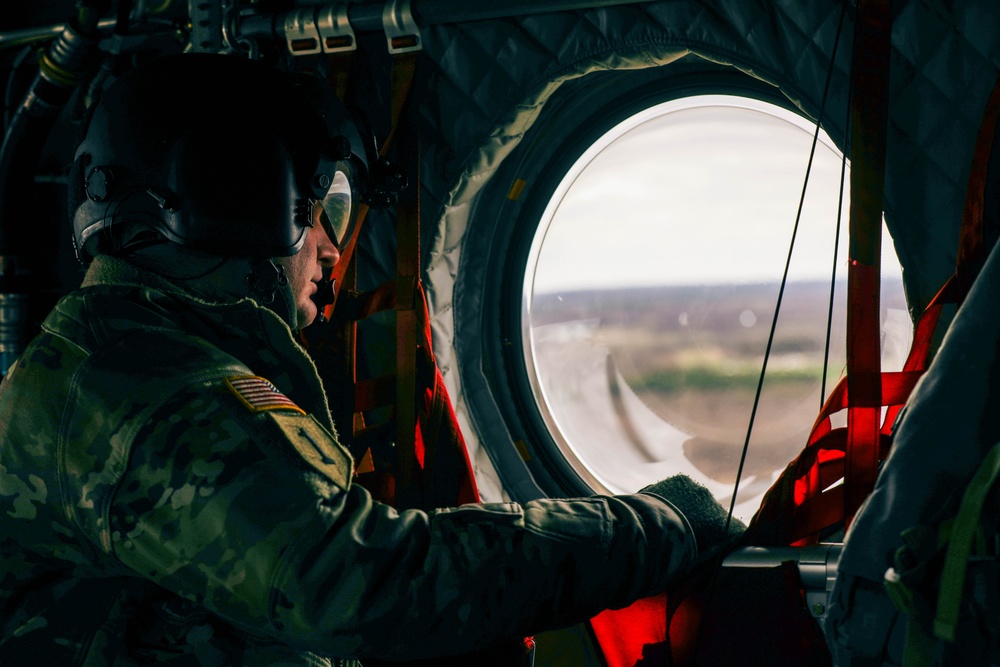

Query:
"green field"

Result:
[[530, 279, 908, 482]]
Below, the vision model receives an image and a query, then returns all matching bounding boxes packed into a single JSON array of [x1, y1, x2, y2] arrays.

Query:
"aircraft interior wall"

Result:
[[2, 1, 1000, 665]]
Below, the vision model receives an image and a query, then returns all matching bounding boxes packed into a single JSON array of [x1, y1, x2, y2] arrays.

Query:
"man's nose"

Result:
[[316, 225, 340, 268]]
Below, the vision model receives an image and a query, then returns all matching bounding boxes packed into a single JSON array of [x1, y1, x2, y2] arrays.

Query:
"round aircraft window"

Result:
[[520, 95, 908, 522]]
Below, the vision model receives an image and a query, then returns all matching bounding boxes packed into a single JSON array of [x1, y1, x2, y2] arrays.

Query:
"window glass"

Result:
[[522, 95, 907, 522]]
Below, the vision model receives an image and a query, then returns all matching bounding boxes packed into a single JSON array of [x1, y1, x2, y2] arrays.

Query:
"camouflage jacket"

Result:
[[0, 256, 696, 665]]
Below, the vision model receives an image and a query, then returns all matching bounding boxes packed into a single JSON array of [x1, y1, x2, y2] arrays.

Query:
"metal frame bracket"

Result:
[[283, 8, 323, 56], [382, 0, 421, 54], [189, 0, 224, 53], [283, 4, 356, 56], [317, 4, 357, 53]]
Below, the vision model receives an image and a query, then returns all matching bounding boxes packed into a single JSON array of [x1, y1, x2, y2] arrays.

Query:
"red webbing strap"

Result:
[[388, 131, 480, 509], [843, 0, 892, 527], [751, 260, 988, 546], [412, 283, 481, 507], [319, 64, 480, 509], [877, 276, 956, 436], [746, 69, 1000, 548], [589, 594, 670, 667]]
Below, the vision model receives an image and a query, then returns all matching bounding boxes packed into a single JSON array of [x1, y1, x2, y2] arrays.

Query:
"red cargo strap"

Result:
[[316, 49, 480, 511], [747, 73, 1000, 549], [843, 0, 892, 528], [590, 23, 1000, 667]]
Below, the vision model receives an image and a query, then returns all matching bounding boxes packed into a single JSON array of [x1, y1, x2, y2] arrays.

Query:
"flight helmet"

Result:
[[69, 53, 368, 265]]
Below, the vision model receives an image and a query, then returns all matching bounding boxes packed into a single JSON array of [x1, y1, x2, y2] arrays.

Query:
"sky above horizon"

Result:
[[528, 95, 904, 295]]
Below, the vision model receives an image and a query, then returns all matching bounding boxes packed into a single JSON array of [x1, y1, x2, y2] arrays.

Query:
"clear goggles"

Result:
[[311, 167, 358, 249]]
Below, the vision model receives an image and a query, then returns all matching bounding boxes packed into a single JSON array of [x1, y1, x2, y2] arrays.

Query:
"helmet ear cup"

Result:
[[162, 125, 304, 254], [84, 166, 115, 202], [68, 153, 91, 261]]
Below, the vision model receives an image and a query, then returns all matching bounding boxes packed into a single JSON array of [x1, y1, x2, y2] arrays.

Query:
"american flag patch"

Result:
[[225, 376, 306, 415]]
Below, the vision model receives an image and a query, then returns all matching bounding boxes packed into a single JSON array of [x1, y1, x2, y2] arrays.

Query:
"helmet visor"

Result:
[[314, 167, 357, 249]]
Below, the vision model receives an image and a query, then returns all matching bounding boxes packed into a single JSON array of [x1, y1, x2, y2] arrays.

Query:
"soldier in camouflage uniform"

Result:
[[0, 54, 743, 665]]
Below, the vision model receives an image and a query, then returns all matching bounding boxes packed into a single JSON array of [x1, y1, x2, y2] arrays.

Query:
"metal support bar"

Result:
[[350, 0, 661, 31], [382, 0, 420, 54], [237, 0, 663, 56], [2, 0, 665, 55], [723, 543, 843, 621], [0, 18, 118, 49], [1, 0, 664, 52]]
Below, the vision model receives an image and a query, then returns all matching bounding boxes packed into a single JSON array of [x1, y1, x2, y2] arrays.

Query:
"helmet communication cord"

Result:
[[246, 258, 288, 305]]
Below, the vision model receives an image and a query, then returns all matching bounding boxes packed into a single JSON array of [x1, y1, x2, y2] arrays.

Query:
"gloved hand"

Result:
[[640, 474, 746, 554]]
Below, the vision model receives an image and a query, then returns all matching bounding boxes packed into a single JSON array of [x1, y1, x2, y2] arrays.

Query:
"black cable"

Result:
[[2, 46, 34, 135], [687, 0, 852, 658], [821, 83, 853, 407], [722, 0, 850, 543]]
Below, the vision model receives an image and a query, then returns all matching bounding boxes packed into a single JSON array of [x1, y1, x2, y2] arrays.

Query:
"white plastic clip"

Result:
[[283, 8, 322, 56], [317, 4, 356, 53], [382, 0, 421, 54]]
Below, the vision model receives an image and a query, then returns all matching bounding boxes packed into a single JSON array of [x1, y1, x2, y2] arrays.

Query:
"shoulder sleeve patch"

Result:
[[267, 411, 353, 490], [225, 375, 305, 415]]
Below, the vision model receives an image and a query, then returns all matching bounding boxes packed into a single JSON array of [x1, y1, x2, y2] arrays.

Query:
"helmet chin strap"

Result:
[[273, 280, 300, 331], [246, 258, 298, 330]]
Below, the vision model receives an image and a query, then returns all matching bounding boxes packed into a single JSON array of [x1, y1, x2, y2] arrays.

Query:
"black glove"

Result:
[[640, 474, 746, 553]]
